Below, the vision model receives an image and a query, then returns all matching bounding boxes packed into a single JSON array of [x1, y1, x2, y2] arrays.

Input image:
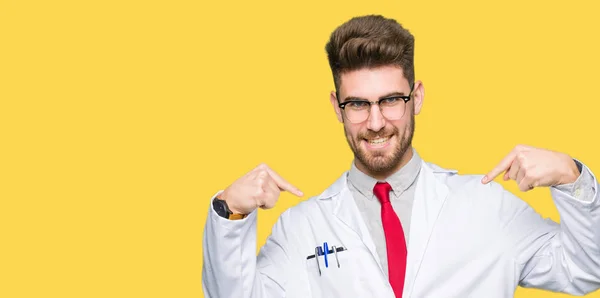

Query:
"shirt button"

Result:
[[575, 188, 582, 197]]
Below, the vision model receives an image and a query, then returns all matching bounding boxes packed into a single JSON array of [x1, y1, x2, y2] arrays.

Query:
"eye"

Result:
[[346, 101, 369, 110], [380, 97, 401, 106]]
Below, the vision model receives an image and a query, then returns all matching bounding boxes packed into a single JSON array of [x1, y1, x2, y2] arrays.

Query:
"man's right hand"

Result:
[[218, 163, 304, 215]]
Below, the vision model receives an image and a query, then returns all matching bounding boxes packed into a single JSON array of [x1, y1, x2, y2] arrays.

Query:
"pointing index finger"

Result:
[[482, 150, 517, 184], [265, 167, 304, 197]]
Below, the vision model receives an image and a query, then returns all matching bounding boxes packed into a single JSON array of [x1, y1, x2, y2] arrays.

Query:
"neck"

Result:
[[356, 146, 414, 181]]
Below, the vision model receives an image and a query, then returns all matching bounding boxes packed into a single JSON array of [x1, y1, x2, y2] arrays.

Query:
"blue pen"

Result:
[[323, 242, 329, 268]]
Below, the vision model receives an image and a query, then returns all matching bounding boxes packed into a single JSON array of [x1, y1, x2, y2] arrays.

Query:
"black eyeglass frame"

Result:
[[336, 83, 415, 111]]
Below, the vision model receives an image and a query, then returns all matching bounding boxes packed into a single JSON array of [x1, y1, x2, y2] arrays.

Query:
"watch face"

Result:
[[213, 199, 229, 218]]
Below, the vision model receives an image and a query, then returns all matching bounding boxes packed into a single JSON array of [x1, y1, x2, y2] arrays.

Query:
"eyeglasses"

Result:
[[337, 85, 414, 124]]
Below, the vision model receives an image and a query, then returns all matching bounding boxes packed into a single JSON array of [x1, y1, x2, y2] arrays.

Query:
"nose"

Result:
[[366, 104, 385, 132]]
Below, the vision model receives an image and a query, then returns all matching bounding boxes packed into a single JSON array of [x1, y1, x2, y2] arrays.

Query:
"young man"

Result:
[[202, 15, 600, 297]]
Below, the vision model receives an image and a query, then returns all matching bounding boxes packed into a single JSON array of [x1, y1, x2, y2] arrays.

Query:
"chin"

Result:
[[360, 151, 402, 174]]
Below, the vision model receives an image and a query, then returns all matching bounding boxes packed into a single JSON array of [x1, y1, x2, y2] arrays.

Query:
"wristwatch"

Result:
[[212, 196, 247, 220]]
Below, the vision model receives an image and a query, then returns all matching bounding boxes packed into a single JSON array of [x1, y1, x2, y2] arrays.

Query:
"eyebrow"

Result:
[[342, 91, 408, 102]]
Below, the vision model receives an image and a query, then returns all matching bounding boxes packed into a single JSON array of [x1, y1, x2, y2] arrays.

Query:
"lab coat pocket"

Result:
[[305, 248, 363, 298]]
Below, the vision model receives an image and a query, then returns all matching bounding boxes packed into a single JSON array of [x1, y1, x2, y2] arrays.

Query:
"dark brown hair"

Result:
[[325, 15, 415, 93]]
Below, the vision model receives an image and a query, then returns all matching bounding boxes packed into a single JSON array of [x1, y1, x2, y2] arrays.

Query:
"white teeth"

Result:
[[368, 137, 389, 144]]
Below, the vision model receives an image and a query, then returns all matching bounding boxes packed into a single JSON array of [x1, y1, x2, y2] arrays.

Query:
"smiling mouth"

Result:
[[362, 135, 393, 149], [367, 137, 390, 145]]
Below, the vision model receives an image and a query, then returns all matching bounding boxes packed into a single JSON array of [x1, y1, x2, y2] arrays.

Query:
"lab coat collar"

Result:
[[316, 160, 457, 296], [404, 161, 456, 297], [318, 171, 386, 276]]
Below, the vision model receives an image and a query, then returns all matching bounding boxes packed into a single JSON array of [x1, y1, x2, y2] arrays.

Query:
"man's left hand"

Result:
[[481, 144, 581, 191]]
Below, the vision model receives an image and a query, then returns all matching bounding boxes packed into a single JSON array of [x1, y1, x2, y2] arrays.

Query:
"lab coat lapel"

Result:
[[403, 161, 450, 297], [324, 173, 384, 274]]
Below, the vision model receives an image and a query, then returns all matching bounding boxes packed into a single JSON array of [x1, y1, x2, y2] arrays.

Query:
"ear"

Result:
[[412, 80, 425, 115], [330, 91, 343, 123]]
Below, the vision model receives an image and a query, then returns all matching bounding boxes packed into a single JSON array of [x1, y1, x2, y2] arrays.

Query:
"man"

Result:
[[202, 15, 600, 297]]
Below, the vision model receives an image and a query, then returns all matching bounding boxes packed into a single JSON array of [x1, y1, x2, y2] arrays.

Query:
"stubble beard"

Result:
[[345, 113, 415, 176]]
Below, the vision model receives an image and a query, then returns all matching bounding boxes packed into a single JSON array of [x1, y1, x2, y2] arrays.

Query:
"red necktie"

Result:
[[373, 182, 407, 297]]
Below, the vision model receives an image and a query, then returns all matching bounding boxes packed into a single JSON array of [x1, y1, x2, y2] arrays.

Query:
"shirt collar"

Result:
[[347, 148, 422, 200]]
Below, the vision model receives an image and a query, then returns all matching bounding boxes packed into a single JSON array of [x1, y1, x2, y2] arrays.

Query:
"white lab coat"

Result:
[[202, 160, 600, 297]]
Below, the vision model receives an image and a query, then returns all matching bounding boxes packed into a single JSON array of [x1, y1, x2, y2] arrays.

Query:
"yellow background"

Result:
[[1, 0, 599, 297]]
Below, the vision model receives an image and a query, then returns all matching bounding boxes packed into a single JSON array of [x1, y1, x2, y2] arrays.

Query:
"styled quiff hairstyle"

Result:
[[325, 15, 415, 94]]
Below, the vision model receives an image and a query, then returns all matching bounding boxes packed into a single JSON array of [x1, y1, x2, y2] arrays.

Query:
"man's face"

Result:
[[330, 65, 424, 178]]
